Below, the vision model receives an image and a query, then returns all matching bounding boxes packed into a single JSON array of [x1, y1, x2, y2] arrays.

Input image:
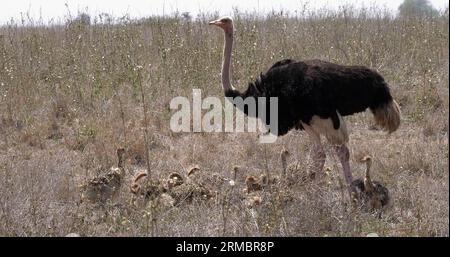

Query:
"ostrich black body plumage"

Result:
[[225, 59, 395, 136]]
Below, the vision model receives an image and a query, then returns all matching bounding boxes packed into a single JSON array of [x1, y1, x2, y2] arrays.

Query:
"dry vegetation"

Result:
[[0, 6, 448, 236]]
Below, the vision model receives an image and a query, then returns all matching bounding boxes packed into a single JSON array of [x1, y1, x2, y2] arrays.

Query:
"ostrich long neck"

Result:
[[117, 153, 125, 177], [118, 154, 123, 169], [281, 154, 287, 176], [364, 160, 374, 193], [222, 30, 236, 94]]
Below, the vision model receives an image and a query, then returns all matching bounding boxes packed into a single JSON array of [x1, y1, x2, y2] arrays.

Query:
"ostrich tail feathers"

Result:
[[372, 99, 401, 133]]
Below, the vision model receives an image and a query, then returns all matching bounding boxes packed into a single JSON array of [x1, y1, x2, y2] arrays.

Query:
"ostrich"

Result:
[[130, 171, 185, 207], [169, 178, 215, 205], [280, 149, 291, 179], [350, 156, 390, 214], [81, 148, 126, 203], [245, 194, 262, 208], [260, 173, 279, 186], [209, 16, 401, 192], [131, 171, 184, 196], [244, 176, 263, 193], [167, 172, 184, 188], [228, 165, 240, 187], [130, 169, 149, 195]]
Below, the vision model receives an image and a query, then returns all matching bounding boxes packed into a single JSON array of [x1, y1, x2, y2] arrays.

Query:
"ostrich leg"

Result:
[[302, 124, 326, 180], [334, 144, 353, 193]]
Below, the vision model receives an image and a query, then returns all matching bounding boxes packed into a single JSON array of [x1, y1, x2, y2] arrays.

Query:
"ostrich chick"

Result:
[[244, 176, 263, 193], [81, 148, 126, 203], [280, 149, 315, 185], [228, 165, 240, 187], [245, 194, 262, 208], [163, 169, 215, 205], [167, 172, 184, 189], [259, 173, 279, 186], [350, 156, 390, 213], [131, 171, 182, 208], [130, 169, 149, 195]]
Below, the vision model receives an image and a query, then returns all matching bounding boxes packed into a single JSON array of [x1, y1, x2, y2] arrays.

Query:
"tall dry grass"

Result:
[[0, 7, 448, 236]]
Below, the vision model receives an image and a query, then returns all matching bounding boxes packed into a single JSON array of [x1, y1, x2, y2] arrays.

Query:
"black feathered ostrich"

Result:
[[209, 16, 400, 192]]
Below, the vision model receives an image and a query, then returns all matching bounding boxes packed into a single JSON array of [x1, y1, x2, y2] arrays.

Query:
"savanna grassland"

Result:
[[0, 6, 448, 236]]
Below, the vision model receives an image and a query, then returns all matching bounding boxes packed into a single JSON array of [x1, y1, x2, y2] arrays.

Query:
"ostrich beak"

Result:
[[360, 155, 372, 162], [209, 19, 222, 26]]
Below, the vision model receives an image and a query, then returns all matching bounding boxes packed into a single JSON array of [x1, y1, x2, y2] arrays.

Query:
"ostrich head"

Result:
[[361, 155, 372, 161], [117, 147, 125, 158], [232, 165, 240, 180], [360, 155, 373, 169], [209, 16, 233, 35], [280, 149, 291, 163]]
